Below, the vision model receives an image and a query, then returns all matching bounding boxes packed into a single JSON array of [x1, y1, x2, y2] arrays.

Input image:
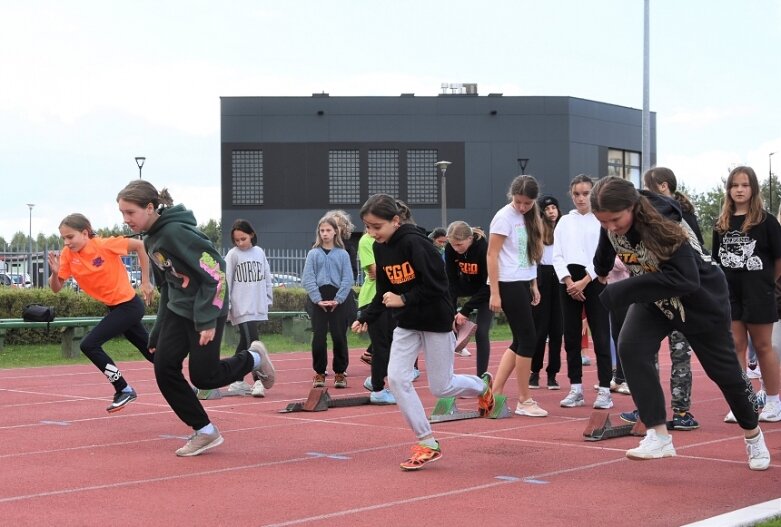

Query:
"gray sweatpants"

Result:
[[388, 327, 485, 439]]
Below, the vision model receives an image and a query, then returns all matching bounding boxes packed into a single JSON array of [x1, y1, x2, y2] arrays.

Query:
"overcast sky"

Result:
[[1, 0, 780, 243]]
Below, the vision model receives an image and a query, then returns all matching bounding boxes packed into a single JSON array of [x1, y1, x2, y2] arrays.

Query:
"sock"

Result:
[[419, 438, 439, 449], [251, 351, 260, 369], [122, 385, 134, 393], [746, 429, 762, 442], [766, 394, 779, 404], [572, 383, 583, 393], [198, 423, 216, 435], [598, 387, 610, 395]]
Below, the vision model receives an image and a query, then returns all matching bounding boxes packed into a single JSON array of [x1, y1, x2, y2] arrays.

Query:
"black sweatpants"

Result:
[[80, 295, 153, 394], [367, 307, 395, 391], [310, 301, 350, 375], [154, 311, 254, 430], [235, 320, 260, 355], [531, 265, 563, 377], [471, 303, 494, 376], [619, 302, 759, 430], [560, 279, 612, 387]]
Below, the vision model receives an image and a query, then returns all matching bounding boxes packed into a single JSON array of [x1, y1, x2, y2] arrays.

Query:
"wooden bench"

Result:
[[0, 311, 310, 358]]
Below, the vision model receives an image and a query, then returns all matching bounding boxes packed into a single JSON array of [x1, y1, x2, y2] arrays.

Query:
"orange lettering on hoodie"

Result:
[[384, 262, 416, 284]]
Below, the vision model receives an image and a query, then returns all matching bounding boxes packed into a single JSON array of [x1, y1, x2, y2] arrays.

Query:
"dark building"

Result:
[[220, 93, 655, 250]]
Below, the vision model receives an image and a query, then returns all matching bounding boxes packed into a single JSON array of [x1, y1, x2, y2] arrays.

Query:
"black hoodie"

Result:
[[594, 192, 730, 332], [444, 234, 490, 317], [143, 204, 228, 345], [358, 223, 453, 332]]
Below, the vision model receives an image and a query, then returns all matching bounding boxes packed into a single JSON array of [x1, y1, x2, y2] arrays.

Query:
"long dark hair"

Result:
[[643, 166, 695, 214], [231, 219, 258, 246], [507, 175, 543, 263], [715, 166, 765, 234], [116, 179, 174, 212], [591, 176, 687, 262], [59, 213, 96, 238]]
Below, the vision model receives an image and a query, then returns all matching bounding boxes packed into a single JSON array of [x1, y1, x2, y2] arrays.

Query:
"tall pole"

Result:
[[641, 0, 651, 174], [771, 152, 776, 213], [135, 156, 146, 179], [26, 203, 34, 287], [435, 161, 452, 228]]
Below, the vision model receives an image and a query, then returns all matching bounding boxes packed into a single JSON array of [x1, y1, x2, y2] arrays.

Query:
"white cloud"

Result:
[[660, 105, 757, 127]]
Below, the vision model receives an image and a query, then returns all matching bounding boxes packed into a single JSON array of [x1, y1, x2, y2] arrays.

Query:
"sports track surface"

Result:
[[1, 340, 779, 527]]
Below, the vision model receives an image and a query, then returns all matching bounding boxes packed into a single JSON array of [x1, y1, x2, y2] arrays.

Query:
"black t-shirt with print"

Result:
[[712, 213, 781, 287]]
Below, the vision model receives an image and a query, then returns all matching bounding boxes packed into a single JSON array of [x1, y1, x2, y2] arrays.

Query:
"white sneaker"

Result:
[[626, 429, 676, 460], [745, 429, 771, 471], [515, 399, 548, 417], [593, 389, 614, 409], [759, 399, 781, 422], [746, 364, 762, 379], [227, 381, 252, 395], [724, 410, 737, 423], [455, 348, 472, 357], [560, 389, 585, 408], [251, 380, 266, 398]]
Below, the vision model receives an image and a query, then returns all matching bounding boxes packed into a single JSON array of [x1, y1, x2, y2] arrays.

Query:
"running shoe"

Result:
[[175, 428, 224, 457], [107, 389, 137, 413], [399, 443, 442, 471], [477, 372, 495, 416], [626, 429, 676, 460], [250, 341, 275, 389]]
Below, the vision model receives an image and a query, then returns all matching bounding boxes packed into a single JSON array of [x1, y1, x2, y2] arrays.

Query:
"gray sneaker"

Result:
[[593, 389, 614, 409], [250, 341, 275, 389], [250, 380, 265, 398], [227, 381, 252, 396], [560, 389, 585, 408], [176, 428, 224, 457]]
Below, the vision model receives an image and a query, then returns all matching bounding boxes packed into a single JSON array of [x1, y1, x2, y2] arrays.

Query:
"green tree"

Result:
[[10, 231, 27, 252], [199, 219, 221, 249], [759, 172, 781, 215], [690, 185, 725, 253]]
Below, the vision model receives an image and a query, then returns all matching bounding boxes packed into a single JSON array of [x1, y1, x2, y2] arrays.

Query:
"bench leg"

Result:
[[61, 327, 87, 359]]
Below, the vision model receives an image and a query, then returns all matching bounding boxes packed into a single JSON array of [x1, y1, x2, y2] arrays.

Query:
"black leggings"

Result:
[[310, 301, 351, 375], [80, 295, 153, 393], [235, 320, 260, 355], [499, 280, 536, 358], [619, 302, 759, 430], [367, 308, 395, 391], [471, 303, 494, 376], [531, 265, 563, 376], [154, 312, 254, 430], [560, 280, 612, 386]]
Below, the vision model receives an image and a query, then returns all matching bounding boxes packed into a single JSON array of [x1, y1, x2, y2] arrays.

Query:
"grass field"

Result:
[[0, 322, 514, 369]]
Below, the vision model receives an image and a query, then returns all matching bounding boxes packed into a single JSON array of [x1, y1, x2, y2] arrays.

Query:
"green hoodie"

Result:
[[143, 204, 228, 344]]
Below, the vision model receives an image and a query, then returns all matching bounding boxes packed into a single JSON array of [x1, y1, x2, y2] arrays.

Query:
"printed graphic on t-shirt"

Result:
[[458, 261, 479, 275], [384, 261, 416, 284], [515, 224, 530, 268], [234, 260, 267, 282], [718, 231, 761, 270]]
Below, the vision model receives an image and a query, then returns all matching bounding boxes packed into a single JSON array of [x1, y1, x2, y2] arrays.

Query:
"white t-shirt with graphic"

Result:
[[489, 203, 537, 282]]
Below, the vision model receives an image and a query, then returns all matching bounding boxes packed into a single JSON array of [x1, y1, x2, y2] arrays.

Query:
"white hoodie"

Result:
[[552, 209, 602, 282], [225, 245, 273, 325]]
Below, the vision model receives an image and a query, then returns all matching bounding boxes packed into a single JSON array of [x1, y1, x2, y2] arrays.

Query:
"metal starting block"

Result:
[[278, 387, 371, 413], [428, 394, 511, 423], [583, 411, 646, 441]]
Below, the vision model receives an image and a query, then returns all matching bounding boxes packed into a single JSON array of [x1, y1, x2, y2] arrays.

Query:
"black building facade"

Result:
[[220, 94, 655, 250]]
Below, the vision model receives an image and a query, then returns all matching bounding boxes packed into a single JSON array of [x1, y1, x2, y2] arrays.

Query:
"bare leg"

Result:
[[492, 348, 516, 394]]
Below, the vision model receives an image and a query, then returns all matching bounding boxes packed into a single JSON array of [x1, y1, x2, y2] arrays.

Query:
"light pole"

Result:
[[517, 158, 529, 175], [26, 203, 34, 287], [435, 160, 452, 228], [135, 156, 146, 179], [770, 152, 776, 213]]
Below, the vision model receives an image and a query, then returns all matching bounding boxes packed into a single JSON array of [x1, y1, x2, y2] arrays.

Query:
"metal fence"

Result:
[[265, 248, 308, 279]]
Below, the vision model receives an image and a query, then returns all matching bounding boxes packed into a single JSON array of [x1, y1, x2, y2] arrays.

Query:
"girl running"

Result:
[[592, 176, 769, 470], [116, 180, 275, 457], [352, 194, 493, 471], [48, 213, 154, 413]]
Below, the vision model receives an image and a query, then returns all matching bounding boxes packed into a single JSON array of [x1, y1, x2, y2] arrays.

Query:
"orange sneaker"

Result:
[[312, 374, 326, 388], [478, 372, 495, 416], [399, 443, 442, 471]]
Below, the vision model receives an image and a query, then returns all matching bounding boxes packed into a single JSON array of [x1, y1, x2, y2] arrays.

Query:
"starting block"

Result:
[[454, 320, 478, 353], [428, 394, 511, 423], [195, 382, 255, 400], [583, 411, 646, 441], [278, 387, 371, 413]]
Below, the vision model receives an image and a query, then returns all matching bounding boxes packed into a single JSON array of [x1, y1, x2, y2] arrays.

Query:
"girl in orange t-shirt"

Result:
[[48, 213, 154, 413]]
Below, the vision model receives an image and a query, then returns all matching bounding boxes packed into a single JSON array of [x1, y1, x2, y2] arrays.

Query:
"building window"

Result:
[[231, 150, 263, 205], [607, 148, 641, 186], [406, 149, 439, 204], [329, 150, 360, 204], [368, 149, 399, 197]]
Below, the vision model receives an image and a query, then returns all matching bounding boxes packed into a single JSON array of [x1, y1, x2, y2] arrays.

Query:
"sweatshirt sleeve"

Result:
[[335, 249, 354, 304], [460, 241, 490, 317], [262, 250, 273, 307], [302, 249, 321, 303], [444, 245, 459, 306], [593, 229, 617, 278], [401, 238, 449, 309], [552, 218, 570, 282], [599, 243, 700, 310]]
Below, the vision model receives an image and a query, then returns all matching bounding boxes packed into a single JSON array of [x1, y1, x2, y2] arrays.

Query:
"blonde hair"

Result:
[[446, 220, 486, 242], [715, 166, 766, 234], [313, 215, 344, 249]]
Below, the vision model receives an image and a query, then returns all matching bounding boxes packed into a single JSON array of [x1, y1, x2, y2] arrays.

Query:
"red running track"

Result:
[[0, 340, 779, 526]]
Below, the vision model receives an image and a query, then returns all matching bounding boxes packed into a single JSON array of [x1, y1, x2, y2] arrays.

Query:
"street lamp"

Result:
[[770, 152, 776, 213], [135, 156, 146, 178], [517, 158, 529, 175], [26, 203, 34, 287], [435, 160, 452, 228]]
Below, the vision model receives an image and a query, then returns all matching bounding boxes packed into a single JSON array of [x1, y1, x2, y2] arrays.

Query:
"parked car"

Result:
[[10, 274, 32, 288], [0, 274, 12, 287], [271, 273, 302, 288]]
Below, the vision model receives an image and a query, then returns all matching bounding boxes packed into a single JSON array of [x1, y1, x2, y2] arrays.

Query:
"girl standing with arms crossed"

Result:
[[116, 180, 275, 457], [48, 213, 154, 413], [487, 175, 548, 417], [224, 219, 273, 398], [302, 214, 354, 389], [553, 174, 613, 410], [713, 166, 781, 423], [592, 176, 769, 470], [445, 220, 492, 376], [352, 194, 494, 471]]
